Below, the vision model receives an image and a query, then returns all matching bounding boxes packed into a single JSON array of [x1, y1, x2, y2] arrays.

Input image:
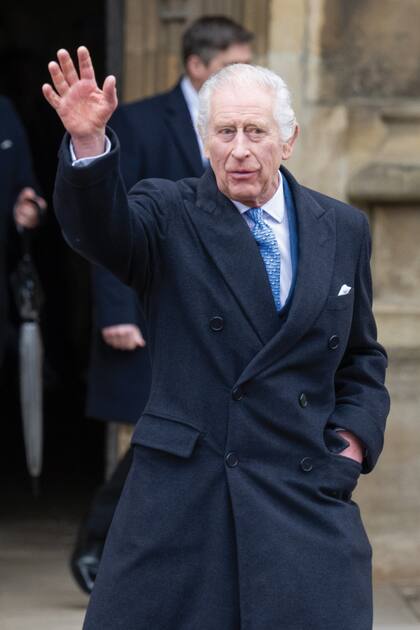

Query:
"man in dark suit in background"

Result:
[[72, 16, 253, 594], [0, 96, 45, 370]]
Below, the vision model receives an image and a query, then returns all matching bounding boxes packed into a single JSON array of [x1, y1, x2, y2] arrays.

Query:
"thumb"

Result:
[[103, 75, 118, 109], [134, 329, 146, 347]]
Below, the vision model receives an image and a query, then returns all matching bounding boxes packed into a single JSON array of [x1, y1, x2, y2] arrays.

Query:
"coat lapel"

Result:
[[237, 167, 337, 384], [164, 84, 204, 178], [186, 169, 281, 346]]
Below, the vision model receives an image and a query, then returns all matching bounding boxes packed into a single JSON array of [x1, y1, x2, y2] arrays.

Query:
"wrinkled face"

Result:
[[205, 86, 297, 207]]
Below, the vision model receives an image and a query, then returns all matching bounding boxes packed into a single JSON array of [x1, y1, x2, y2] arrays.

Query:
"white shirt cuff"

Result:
[[70, 136, 112, 168]]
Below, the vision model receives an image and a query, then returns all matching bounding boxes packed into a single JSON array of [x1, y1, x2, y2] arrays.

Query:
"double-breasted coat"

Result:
[[54, 129, 389, 630]]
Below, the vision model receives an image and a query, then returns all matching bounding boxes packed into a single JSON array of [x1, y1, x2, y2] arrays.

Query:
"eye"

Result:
[[218, 127, 236, 139], [246, 126, 266, 140]]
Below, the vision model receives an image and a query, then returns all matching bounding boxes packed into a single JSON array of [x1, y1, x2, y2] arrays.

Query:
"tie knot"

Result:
[[246, 207, 264, 225]]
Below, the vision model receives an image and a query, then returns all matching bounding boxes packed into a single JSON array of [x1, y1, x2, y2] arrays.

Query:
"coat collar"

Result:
[[189, 168, 281, 345], [164, 82, 204, 178], [186, 166, 336, 376], [237, 167, 336, 383]]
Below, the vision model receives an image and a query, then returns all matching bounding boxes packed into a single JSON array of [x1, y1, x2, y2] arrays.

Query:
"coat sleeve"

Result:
[[91, 263, 143, 328], [91, 105, 145, 329], [53, 128, 176, 298], [332, 213, 390, 473], [108, 105, 145, 190]]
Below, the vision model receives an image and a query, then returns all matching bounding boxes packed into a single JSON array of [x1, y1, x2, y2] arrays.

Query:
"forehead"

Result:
[[210, 43, 252, 67], [209, 85, 276, 124]]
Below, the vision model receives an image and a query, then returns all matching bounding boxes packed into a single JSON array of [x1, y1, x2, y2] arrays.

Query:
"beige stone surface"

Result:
[[374, 584, 420, 627], [268, 0, 306, 54], [372, 206, 420, 307], [317, 0, 420, 101], [0, 517, 87, 630], [356, 349, 420, 580]]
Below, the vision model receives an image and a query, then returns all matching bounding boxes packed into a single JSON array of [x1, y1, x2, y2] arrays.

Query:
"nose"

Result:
[[231, 130, 250, 160]]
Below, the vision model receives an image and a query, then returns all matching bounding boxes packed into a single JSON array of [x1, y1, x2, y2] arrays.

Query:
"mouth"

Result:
[[228, 170, 257, 181]]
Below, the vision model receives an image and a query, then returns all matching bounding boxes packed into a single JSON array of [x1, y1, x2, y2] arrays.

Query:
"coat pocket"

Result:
[[320, 454, 362, 502], [131, 413, 201, 458]]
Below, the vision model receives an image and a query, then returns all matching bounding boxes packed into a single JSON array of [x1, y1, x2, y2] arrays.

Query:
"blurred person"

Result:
[[71, 15, 253, 594], [44, 47, 389, 630], [0, 96, 46, 369]]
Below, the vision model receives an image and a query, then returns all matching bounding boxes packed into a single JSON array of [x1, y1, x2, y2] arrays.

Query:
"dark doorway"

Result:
[[0, 2, 107, 500]]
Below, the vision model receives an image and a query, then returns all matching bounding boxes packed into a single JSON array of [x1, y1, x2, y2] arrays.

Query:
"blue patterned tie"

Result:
[[246, 207, 281, 311]]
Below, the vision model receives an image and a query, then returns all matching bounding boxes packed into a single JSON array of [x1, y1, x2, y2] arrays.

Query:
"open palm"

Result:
[[42, 47, 117, 153]]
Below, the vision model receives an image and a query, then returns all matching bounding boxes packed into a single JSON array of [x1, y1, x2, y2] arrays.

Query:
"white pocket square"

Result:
[[338, 284, 352, 296]]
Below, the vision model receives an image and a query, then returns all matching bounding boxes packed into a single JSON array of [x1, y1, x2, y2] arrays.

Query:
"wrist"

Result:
[[71, 131, 106, 159]]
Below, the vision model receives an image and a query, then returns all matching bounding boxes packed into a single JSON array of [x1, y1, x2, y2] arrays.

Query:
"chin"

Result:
[[227, 183, 258, 203]]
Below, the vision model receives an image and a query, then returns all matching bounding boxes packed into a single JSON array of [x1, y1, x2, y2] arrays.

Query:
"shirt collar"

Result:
[[180, 75, 199, 120], [230, 172, 285, 223]]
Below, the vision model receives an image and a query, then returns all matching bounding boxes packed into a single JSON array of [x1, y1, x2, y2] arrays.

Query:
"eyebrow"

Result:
[[213, 118, 268, 128]]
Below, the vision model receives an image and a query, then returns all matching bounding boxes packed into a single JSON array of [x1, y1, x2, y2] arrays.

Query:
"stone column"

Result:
[[348, 108, 420, 580]]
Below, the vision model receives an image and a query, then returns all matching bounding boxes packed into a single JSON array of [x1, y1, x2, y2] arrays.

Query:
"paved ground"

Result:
[[1, 489, 419, 629]]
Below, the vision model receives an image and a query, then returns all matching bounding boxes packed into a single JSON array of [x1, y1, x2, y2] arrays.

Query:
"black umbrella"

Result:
[[11, 216, 44, 494]]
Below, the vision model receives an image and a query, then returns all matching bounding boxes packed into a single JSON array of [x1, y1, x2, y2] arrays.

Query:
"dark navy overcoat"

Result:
[[86, 83, 204, 423], [54, 130, 389, 630]]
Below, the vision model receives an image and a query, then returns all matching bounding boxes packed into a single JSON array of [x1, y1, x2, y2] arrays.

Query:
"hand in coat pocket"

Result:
[[324, 427, 364, 464], [336, 430, 364, 464]]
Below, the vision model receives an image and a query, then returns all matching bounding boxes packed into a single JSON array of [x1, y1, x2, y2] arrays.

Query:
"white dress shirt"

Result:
[[179, 75, 207, 166]]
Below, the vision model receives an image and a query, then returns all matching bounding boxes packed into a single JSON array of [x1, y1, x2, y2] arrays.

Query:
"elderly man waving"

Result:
[[44, 47, 389, 630]]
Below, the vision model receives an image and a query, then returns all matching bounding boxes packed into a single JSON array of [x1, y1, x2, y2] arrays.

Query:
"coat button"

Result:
[[232, 386, 243, 401], [300, 457, 313, 472], [209, 316, 224, 332], [225, 452, 239, 467], [298, 392, 308, 408], [328, 335, 340, 350]]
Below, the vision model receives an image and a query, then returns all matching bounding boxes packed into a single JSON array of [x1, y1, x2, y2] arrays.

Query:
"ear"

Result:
[[281, 124, 299, 161], [203, 137, 211, 162], [185, 55, 208, 86]]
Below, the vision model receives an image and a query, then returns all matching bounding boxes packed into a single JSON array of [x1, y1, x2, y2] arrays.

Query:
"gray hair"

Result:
[[197, 64, 297, 142]]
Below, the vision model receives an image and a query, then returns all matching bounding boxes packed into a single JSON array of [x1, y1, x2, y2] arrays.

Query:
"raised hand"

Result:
[[42, 46, 118, 159]]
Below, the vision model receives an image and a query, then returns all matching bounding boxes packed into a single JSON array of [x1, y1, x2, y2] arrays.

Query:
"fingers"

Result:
[[48, 47, 83, 95], [77, 46, 96, 81], [133, 328, 146, 348], [42, 83, 60, 109], [18, 187, 37, 201], [14, 188, 47, 228], [48, 59, 70, 96], [17, 187, 47, 209], [57, 48, 80, 85], [337, 430, 364, 464], [101, 325, 146, 350], [15, 206, 38, 228], [43, 46, 92, 106], [102, 75, 118, 110]]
